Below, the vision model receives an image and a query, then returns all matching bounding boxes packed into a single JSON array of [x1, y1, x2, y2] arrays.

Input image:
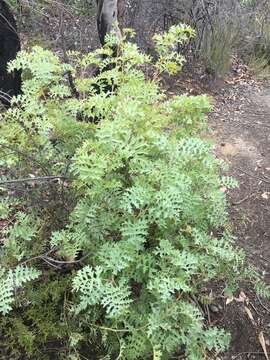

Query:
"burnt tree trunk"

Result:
[[0, 0, 21, 105], [94, 0, 124, 95], [96, 0, 123, 46]]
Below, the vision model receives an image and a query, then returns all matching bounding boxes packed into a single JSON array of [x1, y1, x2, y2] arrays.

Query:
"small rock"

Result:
[[210, 304, 220, 313]]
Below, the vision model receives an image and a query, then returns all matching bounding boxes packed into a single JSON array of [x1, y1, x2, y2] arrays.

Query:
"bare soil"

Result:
[[211, 78, 270, 360]]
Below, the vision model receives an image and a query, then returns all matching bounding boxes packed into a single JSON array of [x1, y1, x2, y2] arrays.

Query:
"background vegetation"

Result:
[[7, 0, 270, 78]]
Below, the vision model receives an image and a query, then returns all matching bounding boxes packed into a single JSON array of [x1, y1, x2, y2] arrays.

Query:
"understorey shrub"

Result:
[[0, 25, 267, 359], [247, 54, 270, 79], [200, 21, 236, 78], [135, 0, 270, 78]]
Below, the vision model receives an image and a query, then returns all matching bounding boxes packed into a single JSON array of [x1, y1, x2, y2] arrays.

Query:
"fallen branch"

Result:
[[0, 175, 67, 186], [232, 352, 264, 359], [257, 295, 270, 314], [236, 168, 270, 185], [232, 193, 256, 206]]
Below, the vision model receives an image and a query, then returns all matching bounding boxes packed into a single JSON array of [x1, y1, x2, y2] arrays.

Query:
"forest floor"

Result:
[[166, 62, 270, 359]]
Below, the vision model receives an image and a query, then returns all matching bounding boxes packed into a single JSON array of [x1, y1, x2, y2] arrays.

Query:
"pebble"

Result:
[[210, 304, 220, 313]]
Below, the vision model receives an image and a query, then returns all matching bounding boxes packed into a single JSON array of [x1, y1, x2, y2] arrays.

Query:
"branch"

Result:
[[236, 167, 270, 185], [0, 175, 67, 186], [58, 9, 80, 99], [42, 253, 90, 265]]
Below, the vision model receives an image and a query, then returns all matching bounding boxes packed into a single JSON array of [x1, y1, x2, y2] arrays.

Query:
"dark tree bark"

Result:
[[94, 0, 123, 96], [0, 0, 21, 105], [96, 0, 122, 46]]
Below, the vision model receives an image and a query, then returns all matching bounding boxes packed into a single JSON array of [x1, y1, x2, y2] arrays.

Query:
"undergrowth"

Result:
[[247, 54, 270, 79], [0, 25, 269, 360]]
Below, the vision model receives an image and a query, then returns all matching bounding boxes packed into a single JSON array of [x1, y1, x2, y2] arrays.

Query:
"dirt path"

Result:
[[210, 81, 270, 279], [208, 79, 270, 359]]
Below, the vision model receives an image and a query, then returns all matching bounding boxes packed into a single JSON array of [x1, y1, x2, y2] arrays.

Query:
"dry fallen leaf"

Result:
[[244, 306, 256, 326], [226, 297, 234, 305], [259, 331, 269, 360], [238, 291, 248, 303]]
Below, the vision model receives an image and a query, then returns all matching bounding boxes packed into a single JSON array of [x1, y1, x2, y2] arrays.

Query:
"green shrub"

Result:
[[243, 11, 270, 78], [0, 25, 266, 359], [247, 54, 270, 79]]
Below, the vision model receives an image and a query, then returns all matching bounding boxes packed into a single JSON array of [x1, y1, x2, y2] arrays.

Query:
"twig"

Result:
[[257, 295, 270, 314], [77, 354, 90, 360], [204, 304, 211, 324], [250, 301, 262, 317], [91, 323, 148, 333], [232, 193, 256, 206], [189, 294, 205, 316], [0, 11, 18, 35], [0, 90, 12, 103], [232, 352, 264, 359], [41, 256, 62, 269], [43, 253, 90, 265], [58, 8, 79, 99], [0, 175, 67, 186], [236, 168, 270, 185], [0, 144, 50, 176], [18, 248, 56, 267], [18, 248, 89, 269]]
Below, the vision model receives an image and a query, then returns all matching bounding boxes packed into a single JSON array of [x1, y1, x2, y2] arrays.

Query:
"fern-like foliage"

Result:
[[255, 281, 270, 299], [0, 266, 40, 315], [0, 25, 260, 359], [0, 274, 14, 315]]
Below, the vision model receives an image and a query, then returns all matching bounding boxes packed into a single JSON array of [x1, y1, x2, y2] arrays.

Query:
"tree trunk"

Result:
[[0, 0, 21, 105], [96, 0, 123, 46]]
